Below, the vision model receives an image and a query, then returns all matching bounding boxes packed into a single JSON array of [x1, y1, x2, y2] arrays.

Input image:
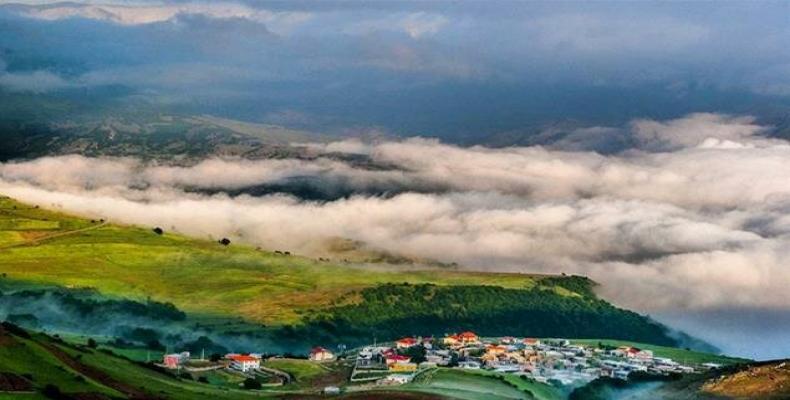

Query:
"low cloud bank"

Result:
[[1, 113, 789, 358]]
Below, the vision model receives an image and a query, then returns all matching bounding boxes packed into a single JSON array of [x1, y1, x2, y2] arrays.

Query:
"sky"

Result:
[[1, 1, 790, 359], [0, 1, 789, 139]]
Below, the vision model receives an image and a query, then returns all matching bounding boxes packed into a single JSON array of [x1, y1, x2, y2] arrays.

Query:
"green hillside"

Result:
[[0, 195, 679, 351], [0, 322, 270, 400]]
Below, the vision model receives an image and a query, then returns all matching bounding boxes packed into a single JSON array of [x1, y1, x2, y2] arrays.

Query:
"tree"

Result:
[[219, 238, 231, 246], [153, 227, 164, 235], [87, 338, 98, 348], [209, 353, 222, 362], [243, 378, 261, 390], [42, 384, 66, 400]]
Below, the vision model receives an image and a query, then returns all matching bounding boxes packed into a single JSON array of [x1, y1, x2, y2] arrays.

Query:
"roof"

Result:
[[459, 331, 478, 339], [228, 355, 259, 362], [396, 337, 417, 344], [311, 346, 331, 354], [386, 354, 411, 362]]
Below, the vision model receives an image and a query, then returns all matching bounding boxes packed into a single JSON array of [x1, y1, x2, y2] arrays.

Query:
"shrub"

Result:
[[243, 378, 261, 390]]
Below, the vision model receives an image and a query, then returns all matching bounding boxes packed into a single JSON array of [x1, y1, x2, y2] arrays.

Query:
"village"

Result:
[[350, 332, 722, 387], [157, 331, 722, 393]]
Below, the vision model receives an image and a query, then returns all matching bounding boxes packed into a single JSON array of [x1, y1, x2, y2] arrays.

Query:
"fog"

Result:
[[1, 113, 789, 359]]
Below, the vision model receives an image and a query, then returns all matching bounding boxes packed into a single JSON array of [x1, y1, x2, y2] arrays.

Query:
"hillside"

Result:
[[0, 321, 271, 400], [701, 360, 790, 399], [0, 195, 681, 353], [0, 113, 322, 161]]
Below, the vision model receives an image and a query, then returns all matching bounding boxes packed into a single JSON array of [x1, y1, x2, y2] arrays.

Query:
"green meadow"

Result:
[[0, 196, 544, 326]]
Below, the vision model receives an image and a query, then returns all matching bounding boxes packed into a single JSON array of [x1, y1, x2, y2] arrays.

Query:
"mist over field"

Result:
[[1, 112, 789, 359]]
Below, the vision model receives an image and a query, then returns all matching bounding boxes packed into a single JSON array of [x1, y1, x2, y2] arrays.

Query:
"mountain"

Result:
[[0, 195, 683, 354], [0, 112, 327, 161]]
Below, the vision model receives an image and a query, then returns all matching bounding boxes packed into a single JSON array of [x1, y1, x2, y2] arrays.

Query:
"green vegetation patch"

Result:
[[283, 283, 677, 348], [404, 369, 532, 400]]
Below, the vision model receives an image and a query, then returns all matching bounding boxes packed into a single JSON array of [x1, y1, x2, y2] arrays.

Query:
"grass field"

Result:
[[403, 369, 535, 400], [264, 358, 329, 382], [0, 196, 550, 326]]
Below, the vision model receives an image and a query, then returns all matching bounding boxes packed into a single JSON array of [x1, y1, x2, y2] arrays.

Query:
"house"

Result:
[[228, 354, 261, 372], [388, 362, 418, 372], [163, 352, 190, 369], [620, 346, 653, 359], [395, 337, 418, 349], [486, 344, 508, 356], [523, 338, 541, 346], [458, 360, 481, 369], [323, 386, 341, 395], [378, 374, 411, 385], [443, 335, 460, 346], [385, 354, 411, 365], [309, 347, 336, 362], [500, 336, 517, 344], [458, 331, 479, 344]]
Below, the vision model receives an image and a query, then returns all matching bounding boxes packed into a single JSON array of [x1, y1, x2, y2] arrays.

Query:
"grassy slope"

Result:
[[0, 196, 543, 325], [0, 324, 277, 400], [700, 360, 790, 399], [401, 369, 538, 400]]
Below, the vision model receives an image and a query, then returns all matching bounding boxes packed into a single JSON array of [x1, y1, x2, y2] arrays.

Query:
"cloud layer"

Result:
[[1, 113, 789, 357]]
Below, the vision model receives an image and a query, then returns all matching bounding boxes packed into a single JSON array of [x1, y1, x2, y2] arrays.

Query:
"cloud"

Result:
[[344, 11, 448, 39], [528, 13, 709, 55], [630, 113, 770, 151], [0, 58, 73, 93], [1, 112, 789, 357], [14, 2, 312, 35]]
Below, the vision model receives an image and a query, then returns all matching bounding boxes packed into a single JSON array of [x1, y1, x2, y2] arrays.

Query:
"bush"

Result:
[[42, 384, 67, 399], [243, 378, 261, 390], [86, 338, 98, 348]]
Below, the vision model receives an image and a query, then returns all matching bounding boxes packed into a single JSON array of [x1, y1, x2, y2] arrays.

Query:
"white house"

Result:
[[227, 354, 261, 372]]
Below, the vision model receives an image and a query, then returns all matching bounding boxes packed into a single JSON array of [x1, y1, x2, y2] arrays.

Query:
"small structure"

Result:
[[219, 238, 231, 246], [395, 337, 418, 349], [388, 361, 418, 373], [309, 346, 336, 362], [458, 331, 479, 345], [227, 354, 261, 372], [458, 360, 481, 369], [620, 346, 653, 360], [379, 374, 411, 385], [443, 335, 460, 346], [443, 331, 479, 347], [385, 354, 411, 365], [163, 352, 190, 369], [323, 386, 341, 395]]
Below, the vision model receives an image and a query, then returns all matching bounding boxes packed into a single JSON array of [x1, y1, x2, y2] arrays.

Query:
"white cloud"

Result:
[[14, 2, 312, 35]]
